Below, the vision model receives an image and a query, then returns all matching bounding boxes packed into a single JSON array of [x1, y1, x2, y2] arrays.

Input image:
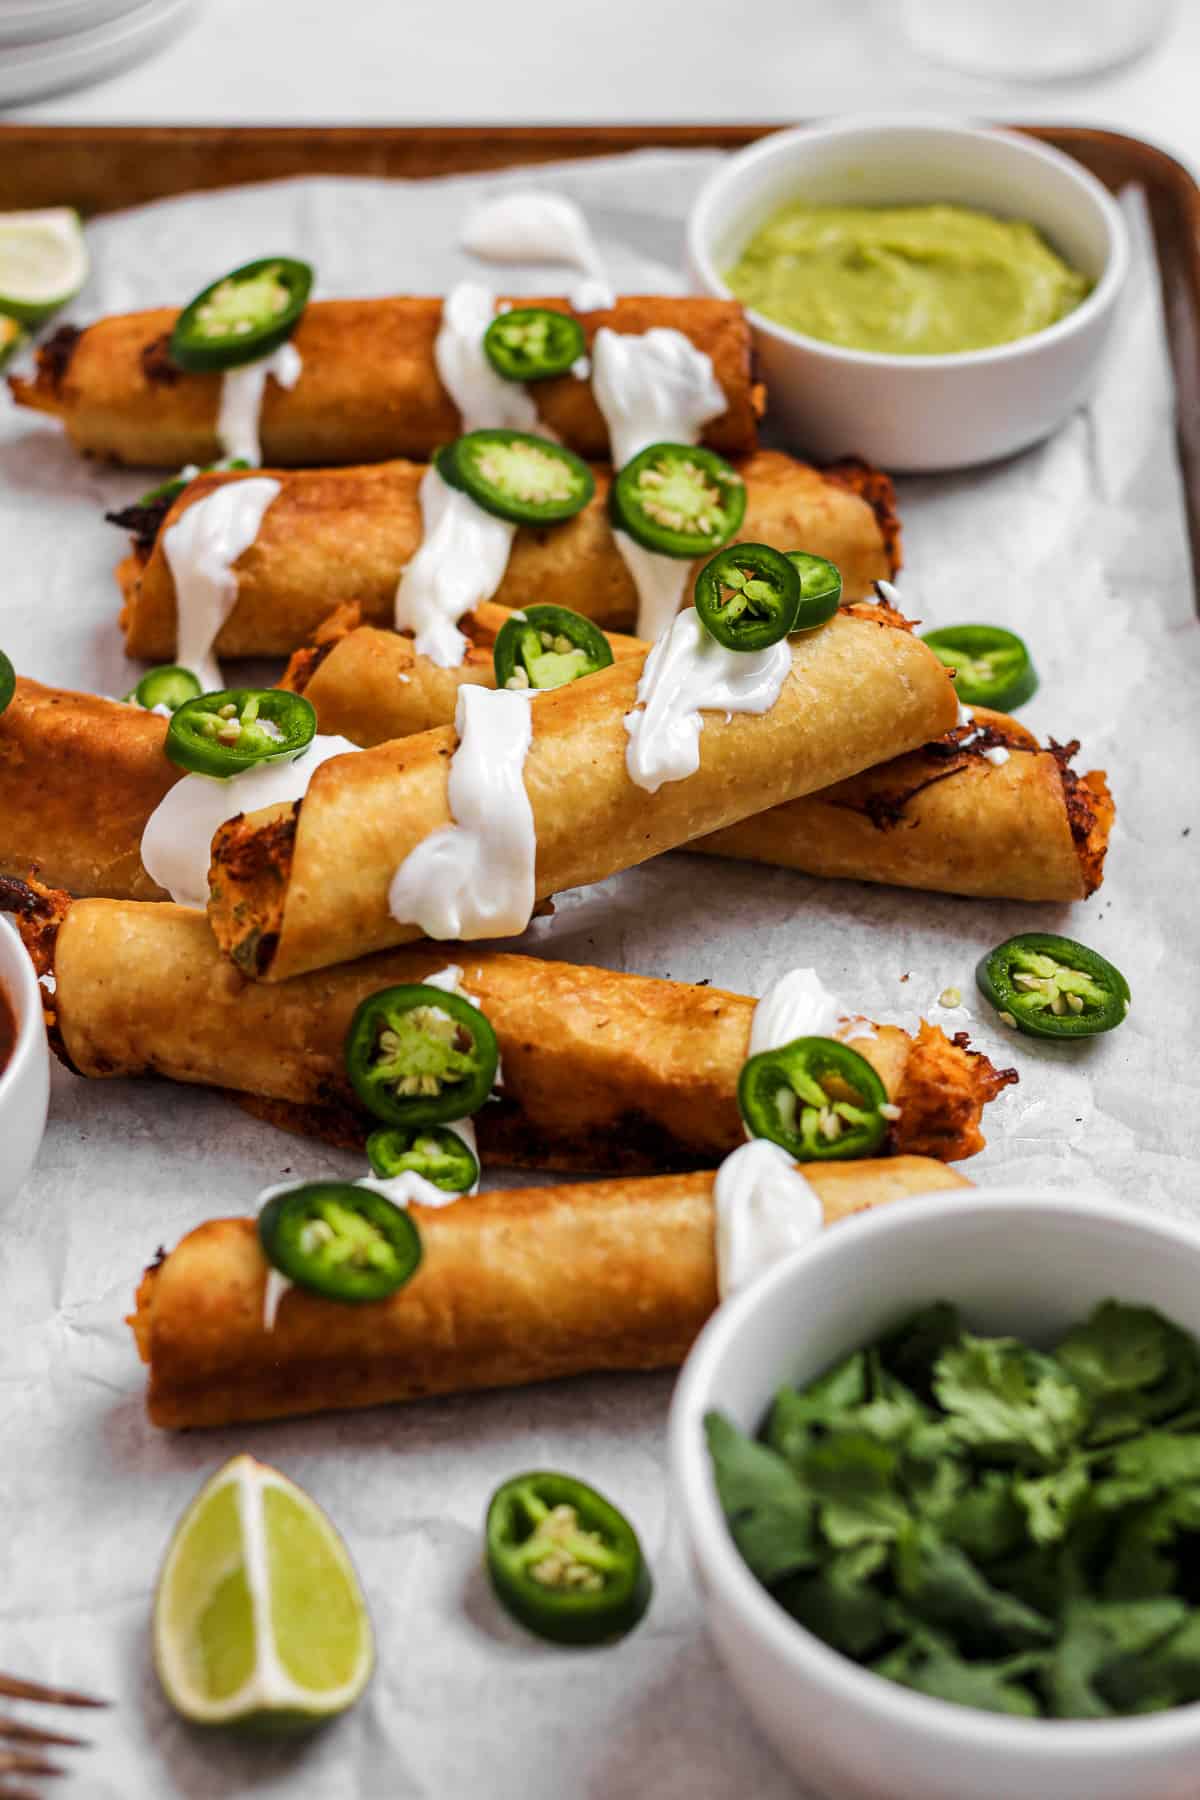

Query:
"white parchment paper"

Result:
[[0, 153, 1196, 1798]]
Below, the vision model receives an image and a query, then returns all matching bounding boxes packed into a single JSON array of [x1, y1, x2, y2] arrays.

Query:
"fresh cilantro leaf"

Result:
[[802, 1432, 911, 1547], [933, 1335, 1087, 1467], [878, 1302, 963, 1405], [894, 1522, 1054, 1654], [941, 1469, 1027, 1561], [1015, 1457, 1092, 1546], [765, 1353, 869, 1465], [1044, 1597, 1187, 1718], [1099, 1610, 1200, 1714], [704, 1411, 819, 1585], [902, 1433, 970, 1525], [872, 1627, 1045, 1718], [775, 1543, 892, 1658], [1056, 1302, 1200, 1442]]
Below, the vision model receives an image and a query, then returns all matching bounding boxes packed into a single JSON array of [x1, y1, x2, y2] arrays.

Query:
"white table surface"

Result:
[[2, 0, 1198, 181]]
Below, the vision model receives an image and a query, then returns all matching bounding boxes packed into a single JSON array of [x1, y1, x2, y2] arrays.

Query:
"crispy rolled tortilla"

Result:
[[2, 883, 1014, 1171], [114, 451, 900, 658], [10, 297, 761, 469], [208, 607, 959, 981], [282, 609, 1113, 903], [0, 677, 175, 900], [0, 672, 1110, 906], [130, 1157, 970, 1429]]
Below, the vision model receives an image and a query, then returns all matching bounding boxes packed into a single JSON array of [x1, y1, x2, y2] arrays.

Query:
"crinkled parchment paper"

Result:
[[0, 153, 1195, 1798]]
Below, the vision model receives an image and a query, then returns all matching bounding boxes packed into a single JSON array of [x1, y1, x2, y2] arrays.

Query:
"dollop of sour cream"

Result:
[[590, 326, 727, 638], [162, 477, 282, 692], [713, 1139, 824, 1300], [750, 967, 876, 1055], [393, 466, 517, 667], [141, 735, 358, 909], [591, 327, 726, 471], [436, 280, 543, 435], [624, 607, 791, 794], [388, 685, 536, 940], [216, 340, 302, 467], [459, 189, 615, 311]]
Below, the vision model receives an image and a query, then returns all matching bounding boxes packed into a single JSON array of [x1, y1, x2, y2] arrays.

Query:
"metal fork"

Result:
[[0, 1672, 107, 1798]]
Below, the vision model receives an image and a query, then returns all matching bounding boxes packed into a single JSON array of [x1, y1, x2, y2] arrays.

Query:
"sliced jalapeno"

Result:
[[609, 442, 746, 559], [169, 256, 313, 373], [921, 625, 1039, 711], [486, 1471, 652, 1646], [693, 543, 800, 652], [438, 429, 594, 526], [126, 666, 203, 714], [165, 688, 316, 777], [785, 551, 843, 628], [976, 932, 1130, 1039], [0, 649, 13, 719], [493, 603, 614, 692], [345, 983, 499, 1129], [738, 1036, 890, 1162], [366, 1124, 480, 1193], [483, 307, 585, 383], [258, 1180, 421, 1304]]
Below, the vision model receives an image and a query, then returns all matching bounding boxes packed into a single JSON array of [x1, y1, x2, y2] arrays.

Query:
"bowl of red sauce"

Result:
[[0, 914, 49, 1203]]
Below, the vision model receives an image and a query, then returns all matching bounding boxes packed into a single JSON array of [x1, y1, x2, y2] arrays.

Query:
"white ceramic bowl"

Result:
[[687, 120, 1129, 471], [0, 913, 49, 1203], [670, 1190, 1200, 1800]]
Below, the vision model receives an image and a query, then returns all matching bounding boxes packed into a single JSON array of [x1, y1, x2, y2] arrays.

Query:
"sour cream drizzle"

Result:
[[435, 280, 543, 435], [957, 699, 1010, 767], [141, 735, 358, 909], [394, 465, 517, 667], [624, 606, 791, 794], [388, 685, 536, 940], [216, 341, 302, 467], [590, 327, 728, 639], [750, 967, 876, 1055], [713, 1139, 823, 1301], [162, 477, 282, 692], [459, 189, 615, 311]]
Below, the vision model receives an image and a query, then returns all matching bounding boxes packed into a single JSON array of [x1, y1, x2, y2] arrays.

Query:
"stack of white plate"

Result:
[[0, 0, 196, 107]]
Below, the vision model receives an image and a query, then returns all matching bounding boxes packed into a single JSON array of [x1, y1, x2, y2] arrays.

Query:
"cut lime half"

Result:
[[0, 208, 88, 324], [153, 1454, 374, 1731]]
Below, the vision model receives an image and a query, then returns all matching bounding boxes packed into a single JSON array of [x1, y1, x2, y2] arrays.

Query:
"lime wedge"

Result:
[[153, 1454, 374, 1731], [0, 208, 88, 325]]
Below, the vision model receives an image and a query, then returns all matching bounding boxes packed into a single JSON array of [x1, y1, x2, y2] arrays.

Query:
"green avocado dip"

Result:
[[725, 202, 1092, 356]]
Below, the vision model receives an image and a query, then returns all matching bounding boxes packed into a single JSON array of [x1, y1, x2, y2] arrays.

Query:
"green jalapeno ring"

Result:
[[976, 932, 1130, 1040], [0, 649, 14, 719], [738, 1035, 890, 1163], [785, 551, 843, 629], [365, 1124, 480, 1193], [693, 543, 801, 652], [492, 603, 615, 692], [258, 1180, 422, 1304], [486, 1470, 652, 1647], [438, 429, 595, 526], [165, 688, 317, 778], [483, 307, 586, 383], [609, 442, 747, 559], [345, 982, 500, 1129], [128, 666, 203, 714], [169, 256, 314, 374], [921, 624, 1039, 711]]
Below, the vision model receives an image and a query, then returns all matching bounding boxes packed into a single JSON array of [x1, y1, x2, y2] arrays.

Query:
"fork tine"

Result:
[[0, 1720, 88, 1750], [0, 1675, 107, 1709], [0, 1749, 65, 1776]]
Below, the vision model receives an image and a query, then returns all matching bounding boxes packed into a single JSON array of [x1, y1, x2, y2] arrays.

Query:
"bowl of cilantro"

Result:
[[669, 1189, 1200, 1800]]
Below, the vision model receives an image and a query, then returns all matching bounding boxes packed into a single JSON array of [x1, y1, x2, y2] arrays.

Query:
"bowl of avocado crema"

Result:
[[688, 119, 1128, 472]]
